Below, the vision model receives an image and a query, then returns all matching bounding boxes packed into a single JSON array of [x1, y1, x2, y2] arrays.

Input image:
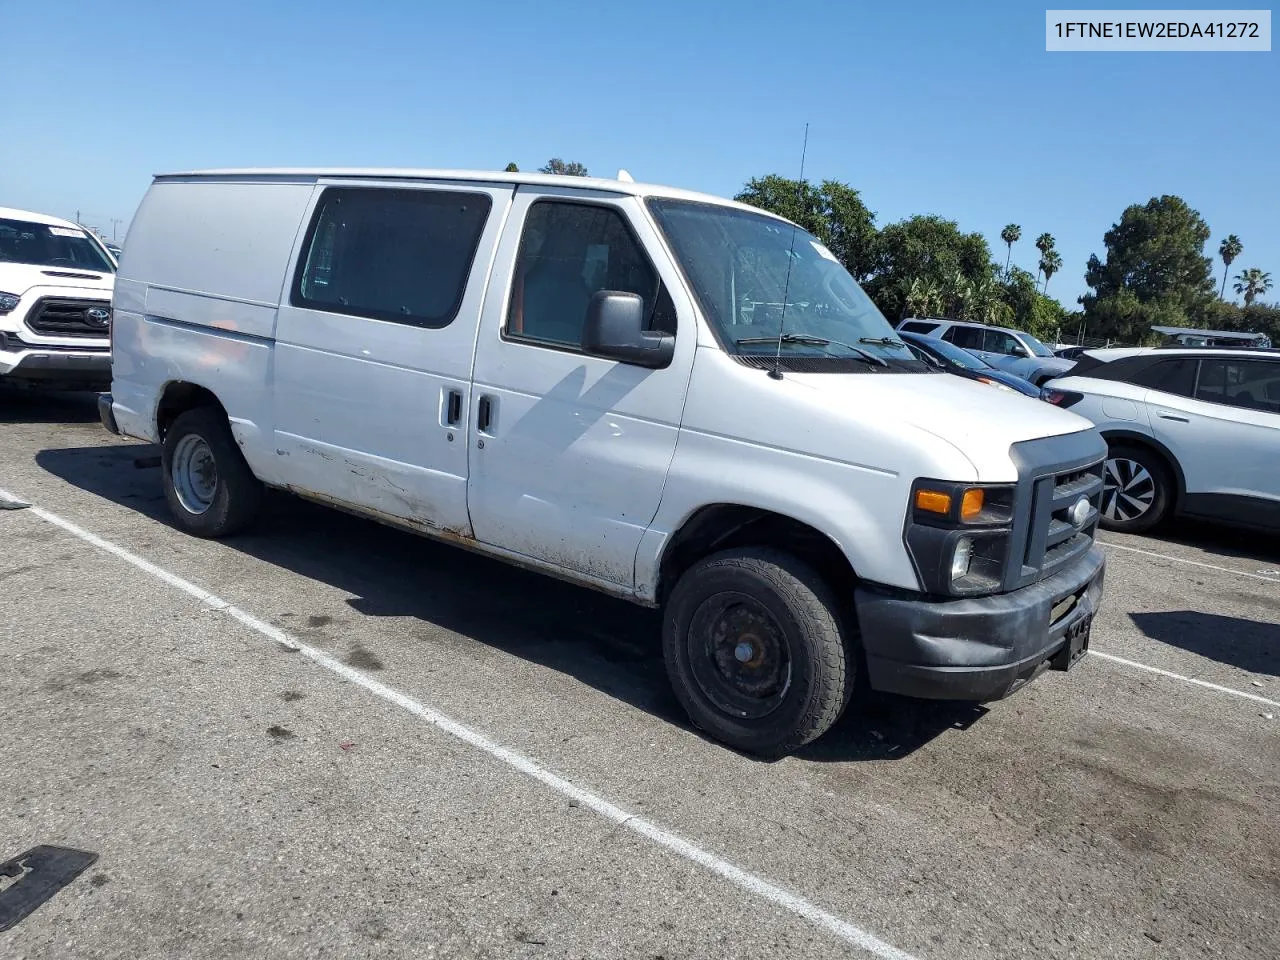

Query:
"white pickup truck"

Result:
[[101, 168, 1107, 756], [0, 206, 115, 391]]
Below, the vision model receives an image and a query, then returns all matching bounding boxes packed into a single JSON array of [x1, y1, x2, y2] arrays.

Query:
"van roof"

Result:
[[154, 168, 795, 225], [0, 205, 83, 230]]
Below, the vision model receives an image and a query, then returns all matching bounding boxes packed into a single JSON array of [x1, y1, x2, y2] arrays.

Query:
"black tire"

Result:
[[161, 406, 263, 538], [1099, 442, 1173, 534], [663, 548, 851, 757]]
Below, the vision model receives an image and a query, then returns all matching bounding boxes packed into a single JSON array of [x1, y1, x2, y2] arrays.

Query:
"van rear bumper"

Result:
[[99, 392, 120, 434], [854, 546, 1105, 701]]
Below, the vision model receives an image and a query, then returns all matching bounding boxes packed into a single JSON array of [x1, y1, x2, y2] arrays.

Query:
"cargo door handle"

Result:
[[445, 389, 463, 426], [477, 395, 494, 433]]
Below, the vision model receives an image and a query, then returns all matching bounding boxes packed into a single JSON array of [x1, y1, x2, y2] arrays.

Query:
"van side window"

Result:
[[292, 187, 491, 328], [507, 201, 671, 348]]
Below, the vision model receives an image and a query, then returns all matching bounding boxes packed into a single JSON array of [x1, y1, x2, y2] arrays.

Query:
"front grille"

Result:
[[1006, 433, 1106, 591], [25, 297, 111, 338]]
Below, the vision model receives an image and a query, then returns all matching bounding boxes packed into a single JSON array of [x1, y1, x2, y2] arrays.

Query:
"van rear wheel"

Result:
[[663, 548, 851, 757], [162, 407, 263, 538]]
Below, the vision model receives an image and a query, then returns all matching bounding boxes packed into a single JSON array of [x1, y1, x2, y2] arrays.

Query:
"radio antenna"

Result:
[[769, 122, 809, 381]]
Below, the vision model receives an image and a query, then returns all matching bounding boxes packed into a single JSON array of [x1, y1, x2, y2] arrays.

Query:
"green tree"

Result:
[[997, 266, 1040, 328], [904, 276, 942, 318], [734, 175, 878, 281], [1040, 250, 1063, 293], [1233, 267, 1273, 306], [539, 158, 589, 176], [504, 162, 520, 172], [1000, 224, 1021, 276], [1080, 195, 1216, 343], [865, 215, 992, 320], [1217, 234, 1242, 298]]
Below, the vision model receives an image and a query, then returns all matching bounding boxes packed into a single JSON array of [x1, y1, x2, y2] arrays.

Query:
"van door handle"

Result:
[[1157, 412, 1190, 423], [444, 389, 463, 426], [477, 395, 494, 433]]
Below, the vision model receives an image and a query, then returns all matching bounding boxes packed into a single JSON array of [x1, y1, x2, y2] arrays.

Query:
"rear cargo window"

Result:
[[291, 187, 491, 328], [899, 321, 940, 335]]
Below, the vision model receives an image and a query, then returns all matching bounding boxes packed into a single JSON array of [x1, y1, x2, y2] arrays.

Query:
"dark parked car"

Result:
[[899, 332, 1041, 397]]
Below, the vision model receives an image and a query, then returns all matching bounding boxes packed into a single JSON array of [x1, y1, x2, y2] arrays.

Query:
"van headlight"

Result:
[[950, 537, 973, 580], [0, 292, 20, 314], [906, 480, 1016, 596]]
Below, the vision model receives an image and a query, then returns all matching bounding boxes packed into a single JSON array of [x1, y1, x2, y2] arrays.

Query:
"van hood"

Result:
[[785, 369, 1095, 480], [0, 261, 114, 296]]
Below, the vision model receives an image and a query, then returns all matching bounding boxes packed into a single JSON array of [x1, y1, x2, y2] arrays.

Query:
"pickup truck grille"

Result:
[[25, 297, 111, 338], [1006, 433, 1107, 591]]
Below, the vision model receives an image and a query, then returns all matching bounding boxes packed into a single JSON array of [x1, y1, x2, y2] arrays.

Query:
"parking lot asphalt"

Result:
[[2, 388, 1277, 960]]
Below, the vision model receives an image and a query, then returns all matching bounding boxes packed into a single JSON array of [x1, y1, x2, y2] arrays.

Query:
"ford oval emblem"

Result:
[[86, 308, 110, 328], [1069, 495, 1091, 529]]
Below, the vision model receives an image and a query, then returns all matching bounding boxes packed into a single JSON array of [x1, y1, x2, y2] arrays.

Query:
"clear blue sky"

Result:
[[4, 0, 1276, 310]]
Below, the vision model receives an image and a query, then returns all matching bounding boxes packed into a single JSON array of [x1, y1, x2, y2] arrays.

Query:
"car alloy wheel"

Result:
[[1101, 456, 1156, 523]]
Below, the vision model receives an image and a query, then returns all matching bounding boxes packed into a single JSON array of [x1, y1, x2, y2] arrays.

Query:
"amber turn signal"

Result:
[[960, 488, 985, 521], [914, 490, 952, 515]]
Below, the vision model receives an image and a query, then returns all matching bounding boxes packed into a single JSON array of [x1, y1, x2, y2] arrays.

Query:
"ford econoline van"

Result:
[[101, 168, 1107, 756]]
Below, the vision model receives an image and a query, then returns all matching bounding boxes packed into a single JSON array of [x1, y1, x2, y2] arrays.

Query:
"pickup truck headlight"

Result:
[[0, 292, 20, 314], [906, 480, 1017, 596]]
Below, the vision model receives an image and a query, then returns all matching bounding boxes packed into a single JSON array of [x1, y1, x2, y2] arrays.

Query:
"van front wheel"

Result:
[[162, 407, 263, 538], [663, 548, 850, 757]]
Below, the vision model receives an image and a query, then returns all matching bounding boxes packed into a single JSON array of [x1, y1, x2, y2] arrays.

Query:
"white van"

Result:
[[102, 168, 1107, 756], [0, 206, 115, 390]]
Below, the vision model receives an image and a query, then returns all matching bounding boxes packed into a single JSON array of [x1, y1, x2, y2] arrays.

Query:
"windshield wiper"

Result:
[[859, 336, 906, 348], [736, 334, 888, 367]]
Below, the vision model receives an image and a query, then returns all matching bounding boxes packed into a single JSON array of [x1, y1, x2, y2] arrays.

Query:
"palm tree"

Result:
[[1233, 267, 1273, 306], [1000, 224, 1021, 276], [1040, 250, 1063, 293], [1218, 235, 1243, 298], [1034, 232, 1054, 284]]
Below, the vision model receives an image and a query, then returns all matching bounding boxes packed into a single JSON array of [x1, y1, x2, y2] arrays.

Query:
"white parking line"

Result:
[[1098, 539, 1280, 584], [1090, 650, 1278, 709], [1, 490, 919, 960]]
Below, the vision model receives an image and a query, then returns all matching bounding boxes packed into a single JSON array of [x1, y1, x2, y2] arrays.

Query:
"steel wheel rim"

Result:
[[1102, 457, 1155, 523], [171, 434, 218, 515], [687, 593, 792, 720]]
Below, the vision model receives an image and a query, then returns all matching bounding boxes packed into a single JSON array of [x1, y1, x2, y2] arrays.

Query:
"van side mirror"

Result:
[[581, 291, 674, 369]]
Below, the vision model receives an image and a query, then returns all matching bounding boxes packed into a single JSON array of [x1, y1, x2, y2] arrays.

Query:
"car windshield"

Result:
[[646, 199, 919, 369], [0, 217, 116, 273], [912, 334, 991, 371], [1021, 333, 1055, 357]]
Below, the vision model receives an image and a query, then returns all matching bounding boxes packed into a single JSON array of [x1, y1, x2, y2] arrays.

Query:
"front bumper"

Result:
[[0, 345, 111, 388], [855, 546, 1105, 701]]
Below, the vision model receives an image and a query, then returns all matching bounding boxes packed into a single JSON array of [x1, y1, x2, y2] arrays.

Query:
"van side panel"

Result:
[[107, 179, 316, 472], [122, 180, 316, 332]]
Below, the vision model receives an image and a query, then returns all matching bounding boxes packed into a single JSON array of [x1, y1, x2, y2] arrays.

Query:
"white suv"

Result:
[[0, 206, 115, 391], [1042, 347, 1280, 533], [897, 318, 1077, 386]]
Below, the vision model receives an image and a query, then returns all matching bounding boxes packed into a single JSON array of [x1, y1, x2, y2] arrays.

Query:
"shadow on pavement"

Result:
[[0, 387, 100, 425], [1134, 518, 1280, 567], [37, 440, 996, 763], [1130, 610, 1279, 677]]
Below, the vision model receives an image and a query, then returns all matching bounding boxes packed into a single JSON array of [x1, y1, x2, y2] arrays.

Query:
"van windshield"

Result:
[[647, 199, 919, 370], [0, 217, 116, 273]]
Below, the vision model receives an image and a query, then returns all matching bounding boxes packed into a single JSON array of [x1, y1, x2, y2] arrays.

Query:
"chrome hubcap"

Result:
[[171, 435, 218, 515], [1102, 457, 1155, 523]]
